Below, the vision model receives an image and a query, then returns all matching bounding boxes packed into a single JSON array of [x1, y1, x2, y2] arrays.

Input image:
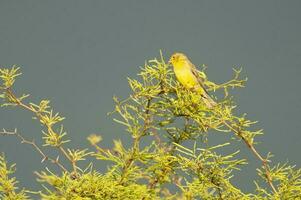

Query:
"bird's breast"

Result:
[[173, 67, 198, 89]]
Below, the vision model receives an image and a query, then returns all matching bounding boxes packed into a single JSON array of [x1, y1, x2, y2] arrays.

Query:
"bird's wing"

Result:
[[188, 60, 216, 107], [188, 61, 207, 89]]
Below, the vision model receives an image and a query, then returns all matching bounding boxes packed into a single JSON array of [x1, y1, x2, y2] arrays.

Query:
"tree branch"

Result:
[[222, 121, 277, 193], [0, 129, 68, 173]]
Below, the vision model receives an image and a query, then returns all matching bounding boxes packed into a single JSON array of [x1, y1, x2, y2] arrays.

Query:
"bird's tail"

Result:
[[201, 92, 217, 109]]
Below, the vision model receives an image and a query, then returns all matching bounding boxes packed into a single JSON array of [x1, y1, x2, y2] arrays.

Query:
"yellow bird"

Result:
[[169, 52, 216, 108]]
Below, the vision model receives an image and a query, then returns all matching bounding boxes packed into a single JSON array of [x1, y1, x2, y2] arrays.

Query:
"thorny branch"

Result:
[[0, 129, 67, 173], [4, 88, 77, 175], [223, 121, 277, 193], [119, 98, 153, 184]]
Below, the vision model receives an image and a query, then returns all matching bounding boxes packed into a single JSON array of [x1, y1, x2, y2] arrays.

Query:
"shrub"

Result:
[[1, 53, 301, 199]]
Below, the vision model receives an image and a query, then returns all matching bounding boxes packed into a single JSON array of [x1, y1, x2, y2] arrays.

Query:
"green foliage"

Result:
[[35, 170, 155, 200], [0, 154, 29, 200], [0, 53, 301, 199]]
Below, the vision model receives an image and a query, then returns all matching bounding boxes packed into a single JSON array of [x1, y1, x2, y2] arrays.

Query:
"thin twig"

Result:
[[0, 129, 68, 172], [119, 98, 153, 185], [4, 88, 76, 172], [223, 121, 277, 193], [58, 146, 77, 176]]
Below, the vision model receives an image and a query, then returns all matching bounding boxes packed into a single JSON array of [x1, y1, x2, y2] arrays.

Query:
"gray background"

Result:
[[0, 0, 300, 196]]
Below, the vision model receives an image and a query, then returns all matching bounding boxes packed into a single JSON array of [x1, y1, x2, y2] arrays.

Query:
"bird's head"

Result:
[[169, 53, 188, 67]]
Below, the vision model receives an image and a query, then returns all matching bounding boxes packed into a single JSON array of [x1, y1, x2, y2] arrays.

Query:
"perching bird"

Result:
[[169, 52, 216, 108]]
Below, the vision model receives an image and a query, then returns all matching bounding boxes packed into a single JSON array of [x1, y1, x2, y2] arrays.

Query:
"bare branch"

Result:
[[0, 129, 68, 173]]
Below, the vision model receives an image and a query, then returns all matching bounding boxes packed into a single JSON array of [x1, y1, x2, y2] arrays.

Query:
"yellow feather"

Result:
[[169, 52, 216, 108]]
